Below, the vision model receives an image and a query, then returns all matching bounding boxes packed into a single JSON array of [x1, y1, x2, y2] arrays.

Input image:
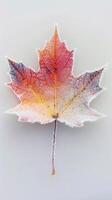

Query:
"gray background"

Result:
[[0, 0, 112, 199]]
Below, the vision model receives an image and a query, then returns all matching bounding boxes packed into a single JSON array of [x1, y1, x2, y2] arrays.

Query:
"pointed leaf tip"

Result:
[[54, 25, 58, 35], [52, 25, 59, 40], [8, 58, 15, 65]]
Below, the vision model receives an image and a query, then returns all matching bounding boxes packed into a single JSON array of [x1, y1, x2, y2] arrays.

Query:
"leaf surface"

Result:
[[7, 28, 103, 127]]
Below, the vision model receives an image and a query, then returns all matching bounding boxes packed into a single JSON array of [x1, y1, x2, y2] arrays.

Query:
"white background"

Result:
[[0, 0, 112, 199]]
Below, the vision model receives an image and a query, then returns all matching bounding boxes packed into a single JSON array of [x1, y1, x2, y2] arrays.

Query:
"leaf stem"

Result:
[[51, 119, 57, 175]]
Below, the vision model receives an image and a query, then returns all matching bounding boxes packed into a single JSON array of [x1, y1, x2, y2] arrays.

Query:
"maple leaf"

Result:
[[7, 27, 104, 175]]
